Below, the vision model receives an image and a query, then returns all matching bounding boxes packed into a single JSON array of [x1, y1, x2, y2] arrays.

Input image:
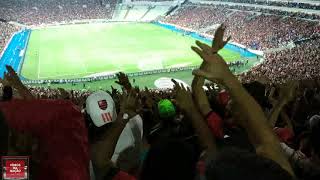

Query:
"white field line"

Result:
[[38, 71, 95, 79], [80, 59, 88, 74], [37, 52, 41, 79]]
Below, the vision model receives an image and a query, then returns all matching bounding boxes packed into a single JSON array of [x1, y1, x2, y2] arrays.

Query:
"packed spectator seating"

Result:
[[1, 26, 320, 179], [218, 3, 320, 20], [164, 6, 231, 29], [0, 2, 319, 179], [164, 4, 319, 50], [241, 38, 320, 84], [0, 22, 20, 54], [133, 0, 174, 1], [162, 2, 320, 83], [212, 0, 320, 10], [0, 0, 116, 25]]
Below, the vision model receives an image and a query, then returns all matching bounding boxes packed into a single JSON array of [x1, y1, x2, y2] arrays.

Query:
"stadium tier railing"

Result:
[[21, 59, 255, 85], [21, 65, 201, 85]]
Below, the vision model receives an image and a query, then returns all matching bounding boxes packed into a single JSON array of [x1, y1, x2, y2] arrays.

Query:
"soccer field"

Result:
[[21, 22, 241, 80]]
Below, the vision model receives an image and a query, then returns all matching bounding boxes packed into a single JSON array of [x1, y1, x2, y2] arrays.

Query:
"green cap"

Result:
[[158, 99, 176, 119]]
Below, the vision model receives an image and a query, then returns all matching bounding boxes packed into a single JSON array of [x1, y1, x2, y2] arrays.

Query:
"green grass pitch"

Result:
[[21, 22, 241, 81]]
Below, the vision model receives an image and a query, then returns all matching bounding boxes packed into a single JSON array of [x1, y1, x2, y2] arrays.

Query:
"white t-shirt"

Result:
[[90, 115, 143, 180]]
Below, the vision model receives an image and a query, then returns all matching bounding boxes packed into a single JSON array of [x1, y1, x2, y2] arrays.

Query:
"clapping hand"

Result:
[[191, 24, 233, 84]]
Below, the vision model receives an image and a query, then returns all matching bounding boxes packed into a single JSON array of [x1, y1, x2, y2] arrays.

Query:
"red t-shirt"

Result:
[[113, 171, 136, 180], [111, 160, 206, 180], [274, 127, 294, 144], [206, 111, 224, 139], [0, 99, 89, 180]]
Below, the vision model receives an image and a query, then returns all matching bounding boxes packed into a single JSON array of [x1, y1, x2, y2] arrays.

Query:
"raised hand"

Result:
[[279, 81, 298, 102], [212, 24, 231, 53], [191, 24, 233, 84], [58, 88, 70, 99], [115, 72, 132, 91], [110, 85, 119, 96], [172, 79, 194, 111], [3, 65, 23, 88], [119, 90, 139, 119]]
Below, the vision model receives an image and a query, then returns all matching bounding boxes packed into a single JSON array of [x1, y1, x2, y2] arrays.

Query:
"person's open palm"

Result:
[[115, 72, 132, 90]]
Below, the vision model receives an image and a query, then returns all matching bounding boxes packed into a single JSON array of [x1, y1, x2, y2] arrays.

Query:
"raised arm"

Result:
[[268, 82, 297, 128], [2, 66, 34, 100], [191, 25, 294, 176], [172, 80, 217, 155], [115, 72, 133, 92], [191, 25, 231, 110], [192, 65, 212, 117], [90, 90, 138, 170]]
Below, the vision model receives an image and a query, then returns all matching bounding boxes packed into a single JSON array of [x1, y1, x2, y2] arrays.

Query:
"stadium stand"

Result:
[[241, 38, 320, 83], [0, 29, 31, 77], [163, 3, 319, 50], [162, 2, 320, 82], [0, 1, 320, 180], [114, 4, 173, 21], [0, 22, 20, 54], [0, 0, 116, 25], [208, 0, 320, 10], [125, 5, 149, 21]]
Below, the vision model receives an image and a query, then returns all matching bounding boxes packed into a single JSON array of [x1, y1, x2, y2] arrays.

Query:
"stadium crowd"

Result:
[[241, 38, 320, 84], [0, 0, 116, 25], [0, 22, 20, 53], [164, 4, 319, 50], [213, 0, 320, 10], [219, 4, 320, 20], [1, 25, 320, 180]]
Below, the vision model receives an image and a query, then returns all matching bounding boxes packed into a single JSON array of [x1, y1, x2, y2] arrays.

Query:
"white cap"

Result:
[[86, 91, 117, 127]]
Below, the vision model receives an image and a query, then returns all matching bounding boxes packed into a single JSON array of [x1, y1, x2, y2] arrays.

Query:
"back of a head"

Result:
[[140, 139, 198, 180], [2, 86, 13, 102], [311, 122, 320, 159], [0, 110, 9, 156], [206, 148, 294, 180]]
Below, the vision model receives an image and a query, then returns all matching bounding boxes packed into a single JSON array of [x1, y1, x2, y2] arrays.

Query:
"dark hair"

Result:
[[206, 148, 294, 180], [0, 111, 9, 156], [84, 112, 112, 143], [2, 86, 13, 102], [311, 123, 320, 158], [140, 139, 198, 180], [296, 131, 312, 157], [243, 82, 271, 108]]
